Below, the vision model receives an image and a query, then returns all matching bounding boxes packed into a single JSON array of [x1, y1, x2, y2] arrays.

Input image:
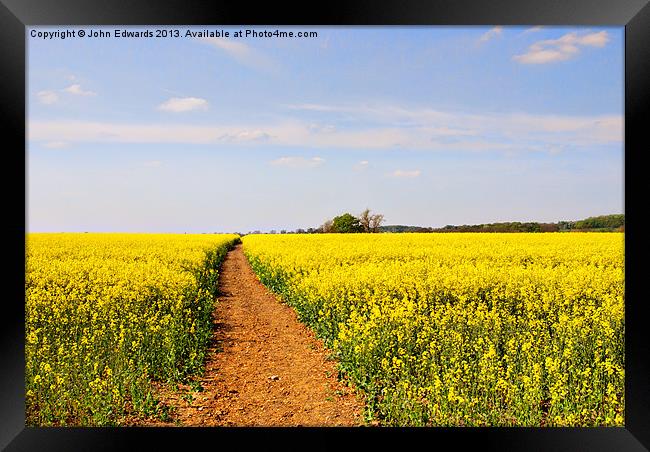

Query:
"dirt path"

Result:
[[144, 244, 365, 426]]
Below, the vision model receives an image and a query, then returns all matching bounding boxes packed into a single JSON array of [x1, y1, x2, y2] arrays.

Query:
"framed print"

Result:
[[2, 0, 648, 450]]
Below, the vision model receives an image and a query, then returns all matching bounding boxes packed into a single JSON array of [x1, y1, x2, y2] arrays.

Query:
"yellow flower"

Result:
[[26, 232, 239, 426], [243, 232, 624, 427]]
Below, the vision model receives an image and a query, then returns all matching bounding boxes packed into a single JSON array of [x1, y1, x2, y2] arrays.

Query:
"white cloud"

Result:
[[28, 104, 622, 153], [143, 160, 163, 168], [220, 130, 270, 142], [391, 169, 421, 178], [37, 90, 59, 105], [197, 37, 279, 73], [523, 26, 544, 34], [353, 160, 369, 171], [287, 103, 460, 128], [578, 32, 610, 46], [514, 31, 609, 64], [286, 103, 343, 112], [201, 36, 249, 56], [430, 126, 477, 137], [158, 97, 209, 113], [36, 80, 96, 105], [63, 84, 96, 96], [29, 121, 235, 144], [308, 123, 337, 133], [42, 141, 69, 149], [270, 156, 325, 169], [284, 103, 622, 147], [479, 26, 503, 43]]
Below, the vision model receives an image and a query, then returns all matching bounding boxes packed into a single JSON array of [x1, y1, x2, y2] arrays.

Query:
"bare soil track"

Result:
[[139, 244, 365, 426]]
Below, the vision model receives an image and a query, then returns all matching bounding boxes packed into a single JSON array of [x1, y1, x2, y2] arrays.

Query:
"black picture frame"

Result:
[[2, 0, 648, 450]]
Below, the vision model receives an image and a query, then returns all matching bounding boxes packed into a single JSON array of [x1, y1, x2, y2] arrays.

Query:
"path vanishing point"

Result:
[[139, 244, 365, 427]]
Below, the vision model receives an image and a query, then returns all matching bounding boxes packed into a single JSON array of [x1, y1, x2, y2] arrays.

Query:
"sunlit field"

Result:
[[243, 233, 624, 426], [25, 233, 240, 425]]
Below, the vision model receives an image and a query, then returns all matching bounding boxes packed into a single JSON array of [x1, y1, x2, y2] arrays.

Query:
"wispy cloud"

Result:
[[197, 37, 279, 73], [353, 160, 369, 171], [219, 130, 271, 142], [308, 123, 337, 133], [479, 26, 503, 43], [63, 84, 96, 96], [28, 102, 622, 153], [522, 26, 544, 34], [513, 31, 609, 64], [284, 103, 622, 147], [158, 97, 209, 113], [288, 103, 465, 127], [35, 79, 96, 105], [28, 121, 272, 145], [390, 169, 421, 178], [36, 90, 59, 105], [42, 141, 69, 149], [270, 156, 325, 169], [143, 160, 163, 168]]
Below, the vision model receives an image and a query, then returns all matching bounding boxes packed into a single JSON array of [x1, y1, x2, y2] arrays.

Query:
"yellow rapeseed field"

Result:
[[25, 233, 240, 426], [243, 233, 624, 426]]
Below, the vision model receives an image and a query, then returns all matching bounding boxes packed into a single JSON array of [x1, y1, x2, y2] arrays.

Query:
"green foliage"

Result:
[[574, 215, 625, 230], [332, 213, 363, 233], [380, 225, 434, 233], [380, 214, 624, 234]]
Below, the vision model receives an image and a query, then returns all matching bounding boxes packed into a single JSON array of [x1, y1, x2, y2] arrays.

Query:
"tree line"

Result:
[[236, 213, 624, 235], [380, 214, 625, 233]]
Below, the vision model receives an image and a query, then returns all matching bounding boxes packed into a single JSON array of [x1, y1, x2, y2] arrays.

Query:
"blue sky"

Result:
[[27, 26, 623, 232]]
